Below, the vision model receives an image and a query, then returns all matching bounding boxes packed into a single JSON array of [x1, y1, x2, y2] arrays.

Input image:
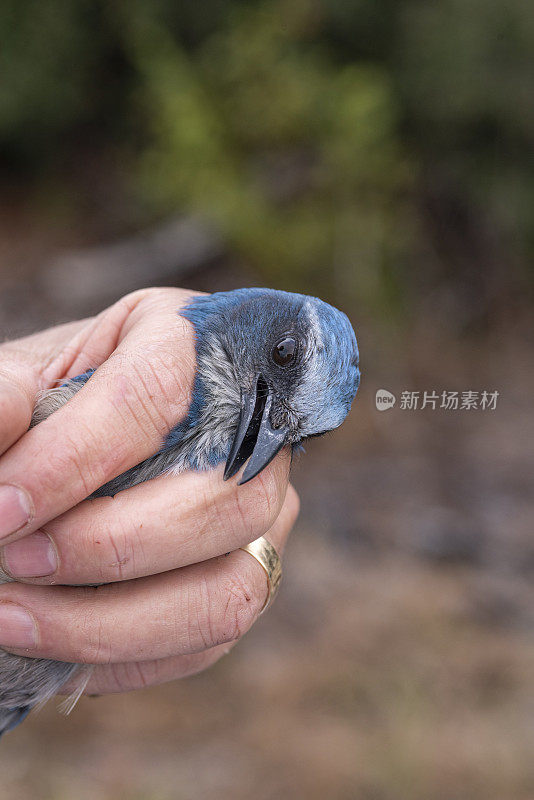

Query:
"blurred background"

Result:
[[1, 0, 533, 797]]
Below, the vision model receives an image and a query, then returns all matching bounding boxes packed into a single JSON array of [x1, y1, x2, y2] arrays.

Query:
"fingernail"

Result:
[[2, 531, 57, 578], [0, 485, 32, 539], [0, 603, 37, 648]]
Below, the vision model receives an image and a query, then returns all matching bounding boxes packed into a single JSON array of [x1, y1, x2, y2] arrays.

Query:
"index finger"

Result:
[[0, 291, 197, 544]]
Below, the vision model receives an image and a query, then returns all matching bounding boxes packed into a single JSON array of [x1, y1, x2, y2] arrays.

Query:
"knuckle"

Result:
[[72, 594, 114, 665], [41, 434, 105, 499], [193, 567, 261, 650], [0, 369, 33, 421], [110, 660, 157, 692], [116, 287, 173, 319], [217, 569, 261, 642], [125, 286, 166, 307], [229, 470, 281, 541], [78, 638, 111, 665], [121, 287, 158, 306], [87, 524, 136, 583], [107, 349, 188, 441]]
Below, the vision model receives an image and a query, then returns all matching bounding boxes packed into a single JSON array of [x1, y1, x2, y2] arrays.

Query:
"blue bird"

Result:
[[0, 288, 360, 736]]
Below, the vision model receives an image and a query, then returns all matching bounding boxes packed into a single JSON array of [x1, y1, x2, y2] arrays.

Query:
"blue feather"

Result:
[[61, 368, 95, 387]]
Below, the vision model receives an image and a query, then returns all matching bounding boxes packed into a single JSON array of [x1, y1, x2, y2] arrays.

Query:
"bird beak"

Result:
[[224, 375, 288, 485]]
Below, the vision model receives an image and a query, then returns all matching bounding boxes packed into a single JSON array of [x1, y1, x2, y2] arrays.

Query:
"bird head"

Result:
[[181, 289, 360, 484]]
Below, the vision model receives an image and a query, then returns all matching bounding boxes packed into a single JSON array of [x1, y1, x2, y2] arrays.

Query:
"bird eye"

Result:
[[272, 336, 297, 366]]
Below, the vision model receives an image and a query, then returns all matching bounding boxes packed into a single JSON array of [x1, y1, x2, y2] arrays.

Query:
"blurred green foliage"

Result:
[[0, 0, 532, 316]]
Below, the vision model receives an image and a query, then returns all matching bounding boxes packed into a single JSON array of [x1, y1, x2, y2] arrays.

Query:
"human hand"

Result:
[[0, 288, 299, 693]]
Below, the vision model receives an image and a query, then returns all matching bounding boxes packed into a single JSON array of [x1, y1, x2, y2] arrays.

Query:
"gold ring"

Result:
[[239, 537, 282, 614]]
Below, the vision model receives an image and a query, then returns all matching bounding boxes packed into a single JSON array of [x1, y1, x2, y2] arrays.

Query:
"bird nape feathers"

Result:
[[0, 288, 360, 737]]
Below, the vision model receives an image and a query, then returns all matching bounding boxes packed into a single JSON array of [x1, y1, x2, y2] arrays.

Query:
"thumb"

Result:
[[0, 319, 88, 456], [0, 363, 37, 455]]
